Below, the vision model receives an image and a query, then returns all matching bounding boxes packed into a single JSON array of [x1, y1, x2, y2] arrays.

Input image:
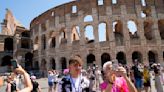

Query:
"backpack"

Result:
[[31, 81, 39, 92], [11, 82, 17, 92]]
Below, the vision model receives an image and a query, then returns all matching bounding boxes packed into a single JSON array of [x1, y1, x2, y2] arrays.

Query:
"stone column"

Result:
[[56, 31, 60, 48], [66, 27, 72, 46], [38, 24, 42, 70], [79, 24, 86, 45], [93, 24, 99, 43]]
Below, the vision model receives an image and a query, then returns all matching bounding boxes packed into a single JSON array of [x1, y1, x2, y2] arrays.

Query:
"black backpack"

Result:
[[31, 81, 39, 92], [11, 82, 16, 92]]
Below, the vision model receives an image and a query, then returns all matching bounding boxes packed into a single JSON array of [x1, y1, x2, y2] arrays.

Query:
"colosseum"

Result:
[[1, 0, 164, 74]]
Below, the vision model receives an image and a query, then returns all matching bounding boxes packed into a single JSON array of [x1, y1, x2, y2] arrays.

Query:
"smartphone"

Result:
[[11, 59, 18, 69], [112, 60, 119, 71]]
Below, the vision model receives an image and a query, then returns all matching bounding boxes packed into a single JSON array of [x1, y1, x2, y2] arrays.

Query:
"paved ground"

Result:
[[0, 75, 163, 92]]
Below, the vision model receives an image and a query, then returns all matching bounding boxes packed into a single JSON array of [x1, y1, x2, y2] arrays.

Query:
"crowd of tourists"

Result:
[[1, 56, 164, 92]]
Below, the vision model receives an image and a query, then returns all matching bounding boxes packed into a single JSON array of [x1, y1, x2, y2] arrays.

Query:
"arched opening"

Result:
[[112, 0, 117, 4], [50, 58, 56, 70], [85, 25, 94, 43], [41, 59, 47, 70], [4, 38, 13, 51], [50, 37, 56, 48], [127, 20, 139, 38], [84, 15, 93, 22], [59, 28, 67, 44], [34, 36, 39, 50], [21, 39, 30, 49], [34, 61, 39, 70], [144, 21, 154, 40], [158, 19, 164, 40], [132, 51, 142, 63], [87, 54, 95, 66], [148, 51, 158, 66], [71, 26, 80, 42], [141, 0, 146, 6], [41, 23, 46, 32], [116, 52, 126, 64], [41, 34, 46, 49], [101, 53, 111, 67], [25, 52, 33, 71], [60, 57, 67, 71], [98, 23, 108, 42], [113, 20, 124, 45], [1, 55, 12, 66], [21, 31, 30, 37], [98, 0, 104, 5]]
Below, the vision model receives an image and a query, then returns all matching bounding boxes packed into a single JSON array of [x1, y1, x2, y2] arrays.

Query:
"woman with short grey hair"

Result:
[[100, 61, 137, 92]]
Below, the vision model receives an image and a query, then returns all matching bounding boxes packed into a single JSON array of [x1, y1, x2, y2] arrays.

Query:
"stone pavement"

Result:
[[0, 77, 163, 92]]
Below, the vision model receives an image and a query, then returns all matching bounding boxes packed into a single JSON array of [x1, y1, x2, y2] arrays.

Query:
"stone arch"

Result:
[[21, 31, 30, 37], [113, 20, 124, 45], [41, 59, 47, 70], [50, 58, 56, 70], [1, 55, 12, 66], [127, 20, 139, 38], [87, 54, 95, 66], [34, 36, 39, 50], [60, 57, 67, 71], [84, 15, 93, 22], [21, 39, 30, 49], [59, 28, 67, 44], [98, 22, 108, 42], [148, 51, 158, 66], [71, 26, 80, 42], [4, 37, 13, 51], [41, 34, 46, 49], [101, 53, 111, 67], [144, 21, 154, 40], [158, 19, 164, 40], [25, 52, 33, 71], [116, 52, 126, 64], [132, 51, 143, 63], [84, 25, 95, 43]]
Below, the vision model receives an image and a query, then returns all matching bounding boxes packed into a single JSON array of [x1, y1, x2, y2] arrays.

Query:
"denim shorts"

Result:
[[135, 78, 142, 88], [48, 81, 53, 87]]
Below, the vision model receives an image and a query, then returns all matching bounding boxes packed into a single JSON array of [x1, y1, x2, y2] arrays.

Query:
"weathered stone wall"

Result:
[[30, 0, 164, 70]]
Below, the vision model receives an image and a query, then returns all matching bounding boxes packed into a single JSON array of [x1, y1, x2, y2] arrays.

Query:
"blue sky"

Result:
[[0, 0, 73, 30]]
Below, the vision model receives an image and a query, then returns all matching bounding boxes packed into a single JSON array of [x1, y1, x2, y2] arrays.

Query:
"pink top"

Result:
[[100, 77, 129, 92]]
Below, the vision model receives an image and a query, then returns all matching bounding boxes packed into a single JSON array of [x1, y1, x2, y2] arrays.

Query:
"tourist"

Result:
[[48, 70, 54, 92], [12, 64, 33, 92], [152, 63, 163, 92], [100, 61, 137, 92], [143, 65, 151, 92], [6, 74, 17, 92], [57, 55, 90, 92], [31, 75, 41, 92], [131, 60, 143, 92]]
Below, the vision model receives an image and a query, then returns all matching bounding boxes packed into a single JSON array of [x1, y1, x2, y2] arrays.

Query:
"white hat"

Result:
[[30, 75, 36, 80]]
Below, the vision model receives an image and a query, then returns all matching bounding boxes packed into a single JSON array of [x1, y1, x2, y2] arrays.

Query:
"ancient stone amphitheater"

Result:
[[30, 0, 164, 71]]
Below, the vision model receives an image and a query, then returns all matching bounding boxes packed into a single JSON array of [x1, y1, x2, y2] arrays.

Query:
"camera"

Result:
[[11, 59, 18, 69]]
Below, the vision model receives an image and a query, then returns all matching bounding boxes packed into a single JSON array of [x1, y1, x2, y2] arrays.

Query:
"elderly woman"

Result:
[[100, 61, 137, 92]]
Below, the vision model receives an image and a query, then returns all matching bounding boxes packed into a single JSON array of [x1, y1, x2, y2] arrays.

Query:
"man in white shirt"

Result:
[[58, 56, 90, 92]]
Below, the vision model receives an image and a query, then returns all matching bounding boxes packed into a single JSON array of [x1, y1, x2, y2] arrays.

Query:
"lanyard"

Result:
[[70, 75, 81, 92]]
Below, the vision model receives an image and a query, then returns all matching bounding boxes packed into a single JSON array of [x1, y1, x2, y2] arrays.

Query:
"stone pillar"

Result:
[[66, 27, 72, 46], [56, 57, 61, 71], [79, 24, 86, 45], [153, 19, 161, 45], [93, 24, 99, 43], [38, 24, 42, 70], [142, 49, 149, 65], [56, 31, 60, 48]]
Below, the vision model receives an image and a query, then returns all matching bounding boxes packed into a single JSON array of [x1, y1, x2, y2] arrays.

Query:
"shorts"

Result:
[[135, 78, 143, 89], [48, 82, 53, 87]]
